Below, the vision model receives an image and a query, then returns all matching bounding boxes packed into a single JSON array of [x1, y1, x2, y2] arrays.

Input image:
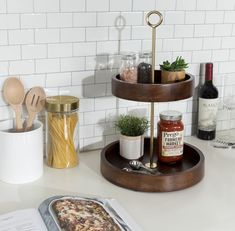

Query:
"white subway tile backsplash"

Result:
[[203, 37, 221, 50], [110, 0, 132, 11], [60, 0, 85, 12], [205, 11, 224, 24], [224, 11, 235, 23], [195, 25, 214, 37], [8, 29, 34, 45], [79, 98, 95, 112], [121, 12, 143, 26], [212, 49, 229, 62], [175, 25, 194, 38], [79, 125, 94, 138], [73, 42, 96, 56], [7, 0, 33, 13], [222, 37, 235, 48], [34, 0, 59, 12], [214, 24, 232, 37], [48, 43, 73, 58], [0, 0, 6, 13], [95, 97, 116, 110], [197, 0, 217, 10], [84, 84, 106, 98], [36, 58, 60, 73], [61, 57, 85, 72], [97, 41, 119, 54], [47, 13, 72, 28], [0, 46, 21, 61], [86, 0, 109, 12], [109, 27, 131, 40], [97, 12, 120, 27], [132, 26, 151, 40], [46, 72, 71, 87], [84, 111, 106, 125], [133, 0, 155, 11], [0, 14, 19, 29], [9, 60, 34, 75], [176, 0, 196, 10], [163, 39, 182, 51], [73, 13, 96, 27], [86, 27, 109, 41], [20, 74, 46, 88], [119, 40, 141, 53], [0, 30, 8, 45], [61, 28, 85, 42], [185, 11, 205, 24], [217, 0, 235, 10], [21, 14, 46, 28], [0, 0, 233, 150], [22, 44, 47, 59], [0, 62, 8, 76], [192, 50, 211, 63], [72, 71, 94, 85], [35, 29, 60, 43], [165, 11, 185, 24]]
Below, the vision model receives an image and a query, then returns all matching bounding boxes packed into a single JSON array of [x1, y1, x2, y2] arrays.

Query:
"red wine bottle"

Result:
[[197, 63, 219, 140]]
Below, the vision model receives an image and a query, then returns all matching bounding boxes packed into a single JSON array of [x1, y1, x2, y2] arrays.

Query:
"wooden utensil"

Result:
[[3, 77, 25, 131], [25, 87, 46, 131]]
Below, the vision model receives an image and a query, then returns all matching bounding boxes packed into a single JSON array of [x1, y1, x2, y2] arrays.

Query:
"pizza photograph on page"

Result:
[[46, 196, 130, 231]]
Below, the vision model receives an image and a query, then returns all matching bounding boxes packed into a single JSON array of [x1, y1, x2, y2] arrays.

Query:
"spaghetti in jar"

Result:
[[45, 96, 79, 168], [157, 110, 184, 164]]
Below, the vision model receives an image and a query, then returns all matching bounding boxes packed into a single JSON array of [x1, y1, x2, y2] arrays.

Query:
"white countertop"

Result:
[[0, 136, 235, 231]]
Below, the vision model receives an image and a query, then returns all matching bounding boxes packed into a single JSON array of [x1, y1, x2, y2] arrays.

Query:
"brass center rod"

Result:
[[150, 28, 156, 168]]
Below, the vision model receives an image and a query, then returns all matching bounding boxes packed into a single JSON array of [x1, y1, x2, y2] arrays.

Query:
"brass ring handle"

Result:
[[146, 10, 163, 28]]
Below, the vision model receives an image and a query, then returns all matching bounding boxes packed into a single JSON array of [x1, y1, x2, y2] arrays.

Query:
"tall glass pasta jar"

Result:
[[45, 96, 79, 168]]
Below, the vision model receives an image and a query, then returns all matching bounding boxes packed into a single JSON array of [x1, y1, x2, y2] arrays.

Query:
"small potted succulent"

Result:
[[160, 56, 189, 83], [115, 115, 149, 160]]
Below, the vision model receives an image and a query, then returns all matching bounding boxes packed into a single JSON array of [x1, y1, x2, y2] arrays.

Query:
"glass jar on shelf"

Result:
[[137, 52, 152, 84], [119, 53, 137, 83]]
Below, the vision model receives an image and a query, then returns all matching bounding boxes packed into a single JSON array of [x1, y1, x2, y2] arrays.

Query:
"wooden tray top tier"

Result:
[[100, 138, 204, 192], [112, 70, 195, 102]]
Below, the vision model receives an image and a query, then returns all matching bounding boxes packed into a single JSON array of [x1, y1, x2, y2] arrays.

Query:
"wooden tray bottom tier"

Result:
[[100, 138, 204, 192]]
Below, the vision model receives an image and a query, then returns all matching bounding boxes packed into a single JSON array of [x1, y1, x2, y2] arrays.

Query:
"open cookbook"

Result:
[[0, 195, 142, 231]]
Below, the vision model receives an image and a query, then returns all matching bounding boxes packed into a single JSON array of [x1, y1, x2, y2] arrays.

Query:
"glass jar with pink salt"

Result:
[[119, 54, 137, 83]]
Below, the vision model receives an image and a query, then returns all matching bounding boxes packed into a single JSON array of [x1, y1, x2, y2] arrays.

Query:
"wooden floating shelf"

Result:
[[100, 138, 204, 192], [112, 70, 195, 102]]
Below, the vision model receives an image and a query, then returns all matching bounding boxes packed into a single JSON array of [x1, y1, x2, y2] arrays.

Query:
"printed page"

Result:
[[0, 208, 47, 231]]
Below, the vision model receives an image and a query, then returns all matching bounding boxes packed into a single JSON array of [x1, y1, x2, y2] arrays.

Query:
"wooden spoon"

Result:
[[25, 87, 46, 131], [3, 77, 25, 131]]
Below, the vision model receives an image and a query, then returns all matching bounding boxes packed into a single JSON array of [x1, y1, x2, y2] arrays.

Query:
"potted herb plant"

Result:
[[115, 115, 149, 160], [160, 56, 189, 83]]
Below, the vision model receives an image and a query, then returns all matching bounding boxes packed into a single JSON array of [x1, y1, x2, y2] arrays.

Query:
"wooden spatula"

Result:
[[25, 87, 46, 131]]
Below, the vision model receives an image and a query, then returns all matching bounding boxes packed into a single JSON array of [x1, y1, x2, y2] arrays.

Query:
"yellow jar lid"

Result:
[[45, 95, 79, 112]]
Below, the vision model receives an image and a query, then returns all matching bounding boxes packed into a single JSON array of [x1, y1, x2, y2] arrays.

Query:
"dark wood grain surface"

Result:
[[112, 70, 195, 102], [100, 138, 204, 192]]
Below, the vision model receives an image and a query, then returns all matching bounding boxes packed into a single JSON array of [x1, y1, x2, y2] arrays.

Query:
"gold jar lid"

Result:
[[45, 95, 79, 113]]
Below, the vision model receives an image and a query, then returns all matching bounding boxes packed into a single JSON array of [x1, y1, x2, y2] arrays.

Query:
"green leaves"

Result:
[[115, 115, 149, 136], [160, 56, 188, 71]]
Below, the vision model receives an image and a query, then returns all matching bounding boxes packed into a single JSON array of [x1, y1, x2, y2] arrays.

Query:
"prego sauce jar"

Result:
[[45, 95, 79, 169], [157, 110, 184, 164]]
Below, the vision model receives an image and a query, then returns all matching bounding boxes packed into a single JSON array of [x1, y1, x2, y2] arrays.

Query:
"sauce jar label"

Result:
[[161, 131, 184, 156]]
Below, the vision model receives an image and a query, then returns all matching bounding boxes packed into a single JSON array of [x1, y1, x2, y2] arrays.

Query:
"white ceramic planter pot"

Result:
[[119, 134, 144, 160]]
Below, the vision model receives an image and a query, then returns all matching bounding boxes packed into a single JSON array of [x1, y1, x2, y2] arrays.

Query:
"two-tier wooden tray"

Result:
[[100, 138, 204, 192]]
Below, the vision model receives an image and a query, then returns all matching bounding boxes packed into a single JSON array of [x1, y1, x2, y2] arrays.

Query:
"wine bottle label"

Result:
[[161, 131, 184, 156], [198, 97, 219, 131]]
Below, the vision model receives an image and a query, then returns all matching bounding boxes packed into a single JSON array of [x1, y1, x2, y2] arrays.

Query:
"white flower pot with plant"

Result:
[[160, 56, 188, 84], [115, 115, 149, 160]]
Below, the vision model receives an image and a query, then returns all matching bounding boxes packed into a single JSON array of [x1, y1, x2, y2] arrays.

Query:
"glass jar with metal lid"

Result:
[[157, 110, 184, 164], [45, 95, 79, 169]]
